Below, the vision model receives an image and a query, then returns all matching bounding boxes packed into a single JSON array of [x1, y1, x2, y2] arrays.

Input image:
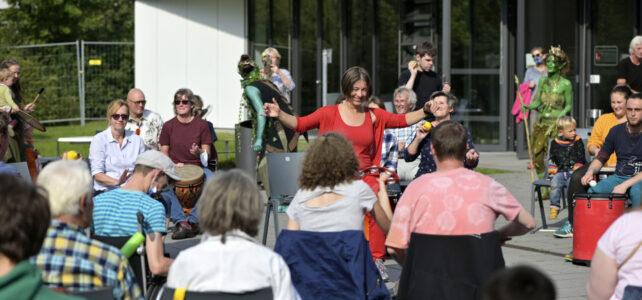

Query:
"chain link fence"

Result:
[[0, 41, 134, 124]]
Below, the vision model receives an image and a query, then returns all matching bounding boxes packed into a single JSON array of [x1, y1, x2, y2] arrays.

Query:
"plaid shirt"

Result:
[[381, 129, 398, 172], [31, 220, 142, 300], [389, 123, 421, 158]]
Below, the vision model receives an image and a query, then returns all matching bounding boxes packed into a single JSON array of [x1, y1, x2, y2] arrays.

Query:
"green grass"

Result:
[[475, 167, 515, 175]]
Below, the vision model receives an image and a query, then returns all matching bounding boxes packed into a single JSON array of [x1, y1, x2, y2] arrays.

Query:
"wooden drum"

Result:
[[174, 165, 205, 217]]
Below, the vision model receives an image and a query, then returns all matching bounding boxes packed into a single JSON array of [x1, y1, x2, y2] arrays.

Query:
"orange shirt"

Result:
[[587, 113, 624, 166]]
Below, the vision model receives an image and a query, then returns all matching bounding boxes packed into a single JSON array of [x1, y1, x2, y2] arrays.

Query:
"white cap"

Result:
[[135, 150, 181, 181]]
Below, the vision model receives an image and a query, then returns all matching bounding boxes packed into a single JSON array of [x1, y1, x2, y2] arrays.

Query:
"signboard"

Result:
[[594, 46, 618, 66]]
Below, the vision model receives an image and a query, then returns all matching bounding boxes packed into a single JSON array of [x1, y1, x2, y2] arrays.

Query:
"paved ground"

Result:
[[166, 151, 591, 299]]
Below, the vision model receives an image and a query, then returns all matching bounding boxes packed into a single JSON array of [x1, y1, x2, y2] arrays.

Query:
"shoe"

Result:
[[189, 222, 201, 234], [564, 251, 573, 262], [553, 221, 573, 238], [549, 207, 559, 220], [375, 258, 389, 282], [172, 222, 195, 240]]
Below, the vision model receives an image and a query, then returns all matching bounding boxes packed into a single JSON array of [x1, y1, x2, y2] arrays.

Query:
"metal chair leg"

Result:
[[272, 198, 280, 239], [530, 185, 536, 216], [262, 200, 272, 245], [536, 186, 548, 229]]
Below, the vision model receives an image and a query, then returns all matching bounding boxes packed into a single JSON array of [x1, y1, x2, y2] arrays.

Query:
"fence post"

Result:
[[76, 40, 85, 126]]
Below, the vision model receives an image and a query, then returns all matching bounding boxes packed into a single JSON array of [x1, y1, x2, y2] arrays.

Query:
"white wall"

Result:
[[135, 0, 245, 129]]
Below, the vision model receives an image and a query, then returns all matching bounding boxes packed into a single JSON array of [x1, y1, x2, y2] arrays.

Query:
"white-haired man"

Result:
[[617, 36, 642, 93], [125, 88, 164, 150], [33, 160, 142, 299], [93, 150, 179, 276], [387, 87, 421, 181]]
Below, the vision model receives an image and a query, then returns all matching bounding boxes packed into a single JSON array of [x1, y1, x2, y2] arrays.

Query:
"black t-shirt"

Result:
[[248, 80, 297, 153], [398, 69, 443, 110], [618, 57, 642, 92]]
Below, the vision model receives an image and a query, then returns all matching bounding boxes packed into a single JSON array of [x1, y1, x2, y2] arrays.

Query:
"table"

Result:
[[56, 136, 93, 156]]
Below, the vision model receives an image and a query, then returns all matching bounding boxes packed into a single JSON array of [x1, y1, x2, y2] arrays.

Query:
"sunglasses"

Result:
[[111, 114, 129, 121], [174, 100, 190, 105], [130, 100, 146, 105]]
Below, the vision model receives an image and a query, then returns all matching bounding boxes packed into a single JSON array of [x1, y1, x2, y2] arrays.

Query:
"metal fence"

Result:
[[0, 41, 134, 125]]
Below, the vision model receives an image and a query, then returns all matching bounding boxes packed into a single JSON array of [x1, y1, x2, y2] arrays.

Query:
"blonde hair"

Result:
[[0, 68, 13, 82], [556, 115, 576, 130], [37, 160, 92, 218], [106, 99, 128, 121], [198, 169, 263, 243]]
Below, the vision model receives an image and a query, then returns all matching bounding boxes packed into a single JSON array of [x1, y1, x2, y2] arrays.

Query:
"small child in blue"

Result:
[[547, 116, 586, 219]]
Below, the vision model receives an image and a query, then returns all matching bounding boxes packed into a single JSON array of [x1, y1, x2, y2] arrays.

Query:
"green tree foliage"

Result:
[[0, 0, 133, 45]]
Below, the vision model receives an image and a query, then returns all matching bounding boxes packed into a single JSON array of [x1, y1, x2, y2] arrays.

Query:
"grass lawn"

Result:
[[475, 167, 515, 175]]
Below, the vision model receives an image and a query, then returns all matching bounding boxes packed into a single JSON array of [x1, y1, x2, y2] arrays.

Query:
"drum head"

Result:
[[16, 111, 46, 132], [573, 193, 627, 200], [175, 164, 204, 182]]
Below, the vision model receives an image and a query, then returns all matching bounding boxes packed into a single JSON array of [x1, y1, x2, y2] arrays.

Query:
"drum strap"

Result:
[[618, 241, 642, 270]]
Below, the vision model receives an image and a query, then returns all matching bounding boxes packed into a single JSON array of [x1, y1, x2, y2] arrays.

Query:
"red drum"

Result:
[[572, 193, 627, 266]]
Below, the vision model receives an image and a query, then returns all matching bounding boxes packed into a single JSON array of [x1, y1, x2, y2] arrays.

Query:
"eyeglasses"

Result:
[[174, 100, 190, 105], [129, 100, 146, 105], [111, 114, 129, 121]]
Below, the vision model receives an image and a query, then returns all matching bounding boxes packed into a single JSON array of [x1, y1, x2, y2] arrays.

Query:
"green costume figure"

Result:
[[237, 54, 299, 195], [523, 46, 572, 178]]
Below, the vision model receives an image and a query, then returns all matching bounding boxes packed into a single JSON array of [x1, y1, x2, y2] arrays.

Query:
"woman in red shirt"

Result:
[[263, 66, 431, 270]]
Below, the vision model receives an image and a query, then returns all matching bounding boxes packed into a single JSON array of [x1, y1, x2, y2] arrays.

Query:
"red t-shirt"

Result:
[[159, 117, 212, 165], [294, 105, 407, 170]]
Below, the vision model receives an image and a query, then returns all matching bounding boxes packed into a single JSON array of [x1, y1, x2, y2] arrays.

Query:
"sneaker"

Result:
[[172, 222, 195, 240], [375, 258, 389, 282], [553, 220, 573, 238], [564, 251, 573, 262], [549, 207, 559, 220]]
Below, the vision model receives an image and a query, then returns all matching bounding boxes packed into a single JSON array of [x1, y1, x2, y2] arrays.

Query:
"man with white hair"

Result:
[[32, 160, 142, 300], [617, 36, 642, 93], [388, 87, 421, 181]]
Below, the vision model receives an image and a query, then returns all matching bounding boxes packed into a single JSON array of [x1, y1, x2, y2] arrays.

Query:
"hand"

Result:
[[189, 143, 201, 156], [408, 61, 418, 76], [259, 69, 265, 77], [379, 171, 391, 184], [529, 81, 536, 89], [426, 100, 439, 115], [415, 122, 430, 140], [253, 138, 263, 152], [442, 83, 451, 93], [613, 184, 628, 194], [580, 172, 594, 186], [465, 149, 479, 165], [520, 105, 528, 114], [262, 98, 281, 117], [397, 142, 406, 152], [174, 162, 184, 168], [117, 169, 131, 186], [270, 64, 280, 76], [23, 102, 35, 112]]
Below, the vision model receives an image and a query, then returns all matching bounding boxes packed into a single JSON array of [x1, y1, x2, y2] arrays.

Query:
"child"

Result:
[[548, 116, 586, 219]]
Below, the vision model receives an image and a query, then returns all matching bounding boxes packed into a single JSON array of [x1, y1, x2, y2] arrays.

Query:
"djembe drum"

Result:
[[173, 165, 205, 217]]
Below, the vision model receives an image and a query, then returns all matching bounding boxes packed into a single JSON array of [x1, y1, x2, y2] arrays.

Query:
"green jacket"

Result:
[[0, 261, 83, 300]]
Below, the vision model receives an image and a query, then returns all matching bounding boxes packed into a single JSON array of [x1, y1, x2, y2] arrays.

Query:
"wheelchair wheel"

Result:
[[145, 276, 166, 300]]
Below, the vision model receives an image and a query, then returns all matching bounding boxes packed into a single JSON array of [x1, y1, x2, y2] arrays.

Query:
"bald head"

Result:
[[127, 88, 146, 117]]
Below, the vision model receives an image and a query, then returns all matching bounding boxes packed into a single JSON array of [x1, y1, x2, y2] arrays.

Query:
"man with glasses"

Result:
[[125, 88, 164, 150]]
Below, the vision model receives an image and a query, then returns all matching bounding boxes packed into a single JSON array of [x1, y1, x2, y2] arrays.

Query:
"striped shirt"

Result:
[[93, 189, 166, 236], [31, 220, 142, 300]]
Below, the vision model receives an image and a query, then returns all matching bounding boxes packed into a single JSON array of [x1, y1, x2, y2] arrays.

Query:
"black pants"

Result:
[[566, 164, 590, 225]]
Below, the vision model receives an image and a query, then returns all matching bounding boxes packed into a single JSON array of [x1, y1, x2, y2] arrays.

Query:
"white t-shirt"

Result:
[[597, 211, 642, 300], [167, 231, 300, 300], [286, 180, 377, 232]]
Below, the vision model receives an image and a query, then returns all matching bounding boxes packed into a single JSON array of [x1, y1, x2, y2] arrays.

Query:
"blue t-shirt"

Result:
[[600, 123, 642, 176], [0, 162, 20, 176], [92, 189, 166, 237]]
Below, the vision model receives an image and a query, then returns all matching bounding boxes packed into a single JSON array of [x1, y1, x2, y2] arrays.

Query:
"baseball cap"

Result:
[[135, 150, 181, 181]]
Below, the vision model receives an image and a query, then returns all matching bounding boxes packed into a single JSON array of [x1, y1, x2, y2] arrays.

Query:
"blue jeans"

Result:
[[162, 167, 213, 224], [588, 174, 642, 207], [550, 172, 570, 208]]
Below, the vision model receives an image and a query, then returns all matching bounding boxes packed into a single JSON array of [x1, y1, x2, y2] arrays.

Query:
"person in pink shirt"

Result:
[[385, 120, 536, 265]]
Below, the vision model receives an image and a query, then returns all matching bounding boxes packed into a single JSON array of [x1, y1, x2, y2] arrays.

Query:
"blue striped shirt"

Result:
[[92, 189, 166, 237]]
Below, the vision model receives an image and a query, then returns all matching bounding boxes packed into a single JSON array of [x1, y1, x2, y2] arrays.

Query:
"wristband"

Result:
[[423, 105, 430, 115]]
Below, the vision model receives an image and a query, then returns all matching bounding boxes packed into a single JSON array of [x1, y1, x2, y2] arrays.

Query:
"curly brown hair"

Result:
[[299, 132, 360, 189]]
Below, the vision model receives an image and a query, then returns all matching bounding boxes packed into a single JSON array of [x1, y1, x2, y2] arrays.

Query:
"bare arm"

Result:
[[404, 101, 430, 125], [145, 232, 174, 276], [497, 209, 536, 241], [406, 125, 429, 156], [613, 171, 642, 194], [263, 98, 298, 129], [93, 173, 120, 187], [403, 61, 418, 90], [581, 159, 605, 186], [286, 219, 301, 230], [586, 248, 618, 300], [370, 179, 393, 234], [160, 145, 170, 156]]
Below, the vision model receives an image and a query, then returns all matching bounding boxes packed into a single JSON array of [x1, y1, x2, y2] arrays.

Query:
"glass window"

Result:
[[376, 0, 401, 101]]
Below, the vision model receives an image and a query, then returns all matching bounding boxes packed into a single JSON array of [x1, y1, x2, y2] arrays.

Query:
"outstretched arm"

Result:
[[245, 86, 267, 152], [263, 98, 298, 129]]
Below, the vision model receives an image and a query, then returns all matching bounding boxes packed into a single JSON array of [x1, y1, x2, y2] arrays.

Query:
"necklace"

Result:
[[547, 76, 562, 89]]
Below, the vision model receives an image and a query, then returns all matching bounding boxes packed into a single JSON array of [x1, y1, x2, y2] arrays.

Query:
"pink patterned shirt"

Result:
[[386, 168, 522, 249]]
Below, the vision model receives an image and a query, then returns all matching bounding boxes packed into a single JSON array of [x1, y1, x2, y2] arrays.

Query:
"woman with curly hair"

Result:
[[286, 132, 392, 233]]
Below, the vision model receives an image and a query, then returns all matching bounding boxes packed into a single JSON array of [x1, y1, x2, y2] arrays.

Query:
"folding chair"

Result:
[[530, 138, 567, 230], [261, 152, 305, 245], [8, 162, 31, 182]]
